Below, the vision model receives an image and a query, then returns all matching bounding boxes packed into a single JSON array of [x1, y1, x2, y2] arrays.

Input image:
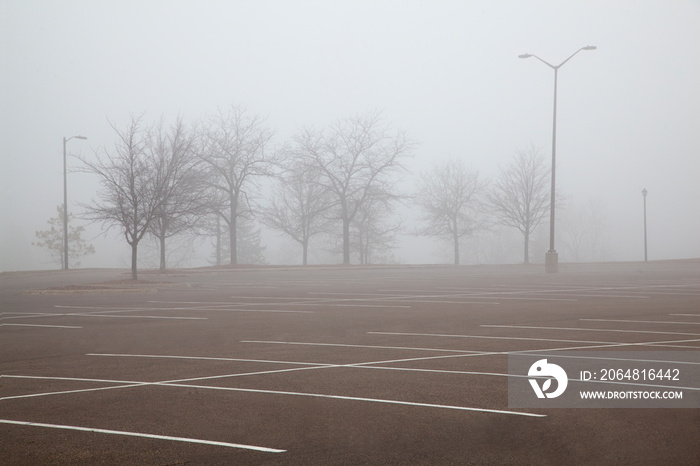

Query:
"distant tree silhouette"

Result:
[[33, 205, 95, 269], [148, 117, 208, 271], [199, 105, 275, 265], [488, 145, 550, 264], [415, 158, 484, 265], [261, 159, 333, 265], [79, 116, 162, 280], [208, 214, 266, 265], [350, 188, 402, 264], [294, 112, 413, 264]]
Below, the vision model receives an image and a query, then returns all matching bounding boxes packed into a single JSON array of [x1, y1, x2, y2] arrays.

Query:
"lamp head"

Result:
[[642, 188, 648, 197], [583, 45, 597, 51], [518, 53, 532, 59], [75, 135, 88, 140]]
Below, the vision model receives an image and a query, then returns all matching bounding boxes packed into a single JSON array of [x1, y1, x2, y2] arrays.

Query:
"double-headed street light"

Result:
[[519, 45, 596, 273], [63, 135, 87, 270]]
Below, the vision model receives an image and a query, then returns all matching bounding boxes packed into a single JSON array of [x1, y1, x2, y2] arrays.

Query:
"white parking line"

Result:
[[306, 292, 500, 305], [472, 296, 577, 302], [307, 303, 412, 308], [240, 338, 694, 358], [87, 353, 334, 366], [367, 331, 619, 345], [6, 332, 695, 413], [0, 419, 285, 453], [4, 307, 206, 321], [1, 373, 545, 418], [163, 384, 547, 418], [545, 294, 649, 299], [163, 365, 333, 384], [377, 286, 652, 299], [70, 314, 206, 320], [240, 302, 410, 309], [0, 323, 82, 329], [150, 300, 305, 306], [582, 319, 700, 326], [59, 304, 314, 315], [514, 352, 700, 366], [356, 365, 700, 392], [81, 355, 336, 385], [481, 324, 700, 337], [0, 382, 149, 401], [55, 305, 139, 310], [10, 332, 700, 399], [240, 340, 483, 354], [1, 312, 57, 319], [2, 374, 142, 384], [1, 313, 72, 321], [197, 308, 315, 314]]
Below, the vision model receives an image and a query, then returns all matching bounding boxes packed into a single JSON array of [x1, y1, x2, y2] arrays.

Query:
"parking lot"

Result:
[[1, 261, 699, 465]]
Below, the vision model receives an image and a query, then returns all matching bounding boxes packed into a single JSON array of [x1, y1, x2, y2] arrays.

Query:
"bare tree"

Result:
[[294, 112, 412, 264], [487, 145, 550, 264], [207, 213, 267, 265], [79, 116, 160, 280], [351, 189, 402, 264], [148, 117, 207, 271], [199, 106, 275, 265], [33, 205, 95, 268], [261, 160, 333, 265], [415, 158, 484, 265], [236, 216, 267, 265], [209, 214, 225, 267], [138, 234, 201, 270], [560, 199, 610, 262]]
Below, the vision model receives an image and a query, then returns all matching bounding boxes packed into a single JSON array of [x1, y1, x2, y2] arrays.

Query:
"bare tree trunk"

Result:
[[342, 216, 351, 265], [159, 233, 166, 271], [131, 241, 138, 280], [524, 230, 530, 264], [302, 238, 308, 266], [453, 233, 460, 265], [358, 235, 365, 265], [230, 202, 238, 265], [215, 216, 221, 266], [453, 217, 460, 265]]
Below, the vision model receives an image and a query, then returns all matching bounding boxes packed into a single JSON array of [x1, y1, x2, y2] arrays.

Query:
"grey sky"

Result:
[[2, 0, 699, 270]]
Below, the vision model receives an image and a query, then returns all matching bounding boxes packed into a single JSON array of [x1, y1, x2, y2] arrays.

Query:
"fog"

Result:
[[2, 0, 699, 271]]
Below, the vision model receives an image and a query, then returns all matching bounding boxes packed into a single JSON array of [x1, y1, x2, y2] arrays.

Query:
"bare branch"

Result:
[[487, 144, 550, 264], [198, 105, 276, 265], [260, 158, 334, 265], [415, 158, 485, 265], [77, 115, 161, 279], [293, 112, 414, 264], [148, 117, 209, 270]]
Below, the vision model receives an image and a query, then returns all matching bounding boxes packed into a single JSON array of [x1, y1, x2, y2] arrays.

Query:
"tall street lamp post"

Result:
[[519, 46, 596, 273], [642, 188, 648, 262], [63, 135, 87, 270]]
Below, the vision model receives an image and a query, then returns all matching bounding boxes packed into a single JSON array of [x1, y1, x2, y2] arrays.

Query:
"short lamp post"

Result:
[[63, 135, 87, 270], [519, 46, 596, 273], [642, 188, 648, 262]]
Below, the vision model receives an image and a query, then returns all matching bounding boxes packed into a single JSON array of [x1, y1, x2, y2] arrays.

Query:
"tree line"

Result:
[[66, 106, 557, 279]]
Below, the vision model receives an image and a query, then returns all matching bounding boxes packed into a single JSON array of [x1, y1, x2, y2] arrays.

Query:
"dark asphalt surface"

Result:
[[1, 261, 699, 465]]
